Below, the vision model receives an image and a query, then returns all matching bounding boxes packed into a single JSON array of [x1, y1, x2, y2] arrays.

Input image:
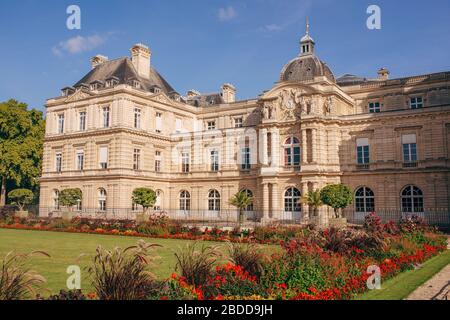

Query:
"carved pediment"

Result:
[[64, 89, 92, 102], [151, 93, 175, 105]]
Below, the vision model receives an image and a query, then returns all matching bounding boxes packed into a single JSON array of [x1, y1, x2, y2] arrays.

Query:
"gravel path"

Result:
[[406, 237, 450, 300]]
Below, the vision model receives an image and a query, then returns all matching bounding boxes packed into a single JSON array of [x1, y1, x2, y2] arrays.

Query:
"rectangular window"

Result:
[[55, 152, 62, 172], [133, 149, 141, 170], [234, 117, 243, 128], [368, 102, 381, 113], [155, 112, 162, 133], [175, 118, 182, 133], [79, 112, 86, 131], [134, 108, 141, 129], [210, 150, 219, 172], [207, 121, 216, 130], [241, 147, 251, 170], [402, 134, 417, 163], [99, 146, 108, 169], [58, 114, 65, 134], [76, 150, 84, 171], [155, 151, 161, 172], [103, 107, 110, 128], [356, 138, 370, 164], [410, 97, 423, 109], [181, 152, 190, 173]]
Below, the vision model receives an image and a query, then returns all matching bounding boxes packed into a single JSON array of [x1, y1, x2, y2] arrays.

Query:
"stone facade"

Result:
[[39, 27, 450, 224]]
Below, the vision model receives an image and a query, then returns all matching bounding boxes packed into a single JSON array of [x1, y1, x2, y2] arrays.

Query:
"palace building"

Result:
[[39, 24, 450, 225]]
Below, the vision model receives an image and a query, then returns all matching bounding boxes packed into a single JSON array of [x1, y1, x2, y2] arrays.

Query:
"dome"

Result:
[[280, 55, 335, 83]]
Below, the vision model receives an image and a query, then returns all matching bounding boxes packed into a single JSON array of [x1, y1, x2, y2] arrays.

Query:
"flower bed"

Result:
[[1, 213, 447, 300]]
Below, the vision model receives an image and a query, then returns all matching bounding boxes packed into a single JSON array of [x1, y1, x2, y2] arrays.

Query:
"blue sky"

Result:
[[0, 0, 449, 111]]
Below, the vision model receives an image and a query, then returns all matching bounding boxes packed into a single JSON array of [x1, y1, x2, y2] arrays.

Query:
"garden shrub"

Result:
[[226, 242, 266, 278], [174, 242, 220, 287], [87, 240, 161, 300], [0, 251, 49, 300]]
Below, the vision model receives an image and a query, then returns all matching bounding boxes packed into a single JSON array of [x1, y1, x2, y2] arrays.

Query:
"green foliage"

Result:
[[174, 242, 220, 287], [86, 240, 161, 300], [8, 189, 34, 211], [320, 184, 353, 217], [132, 188, 157, 213], [229, 191, 254, 226], [301, 190, 323, 216], [226, 242, 265, 278], [58, 188, 82, 208], [0, 251, 49, 300], [0, 99, 45, 205]]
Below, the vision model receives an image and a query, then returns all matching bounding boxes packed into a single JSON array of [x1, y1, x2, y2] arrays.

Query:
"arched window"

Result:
[[241, 189, 254, 211], [53, 190, 60, 210], [98, 188, 107, 211], [284, 187, 301, 212], [284, 137, 301, 166], [401, 186, 424, 213], [179, 190, 190, 211], [208, 190, 221, 211], [355, 187, 375, 213]]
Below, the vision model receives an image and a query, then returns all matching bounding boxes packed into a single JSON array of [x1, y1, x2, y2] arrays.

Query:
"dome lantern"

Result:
[[300, 17, 315, 56]]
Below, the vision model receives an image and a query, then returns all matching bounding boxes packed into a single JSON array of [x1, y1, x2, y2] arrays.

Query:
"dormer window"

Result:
[[89, 80, 103, 91], [132, 80, 141, 89], [61, 87, 75, 97], [105, 77, 119, 88], [153, 87, 161, 94]]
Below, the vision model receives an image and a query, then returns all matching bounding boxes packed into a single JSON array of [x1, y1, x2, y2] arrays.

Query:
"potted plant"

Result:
[[301, 189, 323, 224], [229, 190, 254, 231], [132, 188, 157, 223], [59, 188, 82, 220], [320, 184, 353, 227], [8, 189, 34, 218]]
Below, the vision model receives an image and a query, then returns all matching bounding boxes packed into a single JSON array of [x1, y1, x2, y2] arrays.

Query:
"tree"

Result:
[[301, 190, 323, 217], [0, 100, 45, 206], [8, 189, 34, 211], [59, 188, 82, 210], [229, 190, 254, 229], [320, 184, 353, 218], [132, 188, 157, 214]]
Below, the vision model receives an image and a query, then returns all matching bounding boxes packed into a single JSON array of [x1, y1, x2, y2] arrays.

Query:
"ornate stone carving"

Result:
[[323, 96, 333, 115], [65, 89, 90, 102]]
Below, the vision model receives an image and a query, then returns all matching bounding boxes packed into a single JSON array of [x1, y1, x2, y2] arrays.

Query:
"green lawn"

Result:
[[357, 249, 450, 300], [0, 228, 249, 295]]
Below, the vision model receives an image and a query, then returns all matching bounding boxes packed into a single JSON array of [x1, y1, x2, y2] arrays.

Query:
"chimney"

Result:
[[221, 83, 236, 103], [91, 55, 108, 69], [186, 90, 200, 98], [131, 43, 151, 79], [377, 67, 390, 81]]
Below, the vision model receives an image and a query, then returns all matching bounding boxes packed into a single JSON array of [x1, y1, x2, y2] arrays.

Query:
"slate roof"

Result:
[[280, 55, 335, 83], [73, 57, 177, 95], [186, 93, 225, 107]]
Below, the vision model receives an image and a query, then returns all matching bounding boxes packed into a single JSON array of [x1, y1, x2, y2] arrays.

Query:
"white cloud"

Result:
[[263, 24, 283, 32], [52, 34, 107, 56], [218, 6, 237, 22]]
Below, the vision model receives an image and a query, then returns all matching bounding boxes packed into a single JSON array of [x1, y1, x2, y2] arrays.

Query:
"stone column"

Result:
[[270, 128, 280, 168], [301, 182, 309, 223], [311, 129, 317, 163], [271, 183, 279, 220], [262, 183, 270, 222], [302, 129, 308, 164], [260, 128, 268, 166]]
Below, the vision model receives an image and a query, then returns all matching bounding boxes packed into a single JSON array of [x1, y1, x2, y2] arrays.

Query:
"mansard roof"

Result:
[[185, 92, 225, 107], [74, 57, 177, 95]]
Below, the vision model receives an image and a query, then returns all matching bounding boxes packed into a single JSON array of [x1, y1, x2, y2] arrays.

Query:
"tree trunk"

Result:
[[0, 177, 6, 206]]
